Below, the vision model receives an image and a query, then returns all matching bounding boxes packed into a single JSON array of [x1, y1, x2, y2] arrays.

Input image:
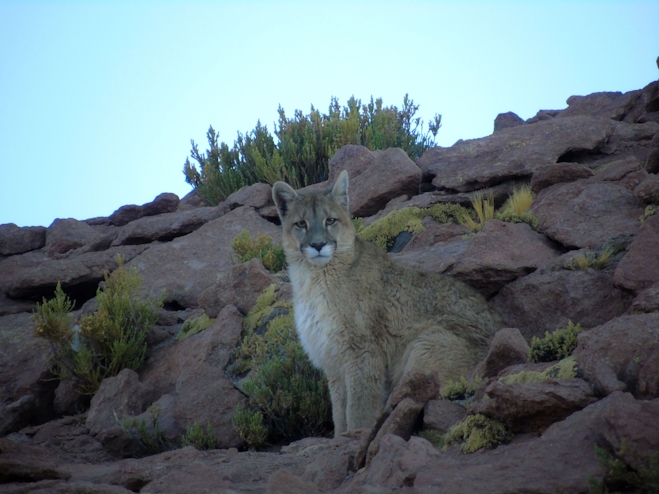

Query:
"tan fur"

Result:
[[272, 170, 502, 435]]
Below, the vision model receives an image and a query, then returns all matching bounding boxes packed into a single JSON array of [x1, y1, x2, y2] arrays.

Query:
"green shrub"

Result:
[[564, 249, 614, 271], [529, 320, 584, 363], [444, 414, 513, 453], [231, 230, 286, 273], [181, 422, 220, 450], [228, 285, 332, 448], [117, 405, 172, 455], [358, 203, 471, 250], [176, 314, 215, 341], [33, 256, 162, 396], [442, 376, 482, 402], [184, 95, 442, 204]]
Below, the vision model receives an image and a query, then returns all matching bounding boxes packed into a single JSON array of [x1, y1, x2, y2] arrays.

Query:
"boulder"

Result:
[[45, 218, 108, 256], [473, 327, 530, 379], [634, 174, 659, 205], [0, 223, 46, 256], [530, 162, 594, 194], [177, 189, 206, 211], [0, 313, 55, 436], [111, 205, 228, 246], [398, 220, 469, 251], [491, 269, 632, 341], [417, 116, 617, 193], [225, 183, 273, 210], [448, 220, 560, 297], [493, 112, 525, 132], [197, 258, 278, 317], [109, 193, 180, 226], [423, 400, 467, 433], [590, 155, 649, 191], [574, 313, 659, 398], [646, 131, 659, 174], [629, 282, 659, 314], [390, 236, 468, 274], [472, 378, 597, 433], [328, 145, 421, 217], [613, 214, 659, 293], [125, 206, 280, 309], [530, 181, 643, 249], [559, 90, 641, 121]]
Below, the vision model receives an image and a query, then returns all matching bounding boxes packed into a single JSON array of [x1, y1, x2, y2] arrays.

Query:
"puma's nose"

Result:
[[309, 242, 327, 252]]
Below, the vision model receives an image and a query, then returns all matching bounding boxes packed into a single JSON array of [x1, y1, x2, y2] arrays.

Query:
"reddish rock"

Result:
[[613, 214, 659, 293], [530, 181, 643, 249], [197, 258, 277, 317], [574, 313, 659, 398], [630, 282, 659, 314], [267, 469, 322, 494], [634, 174, 659, 205], [109, 193, 180, 226], [472, 379, 597, 433], [448, 220, 559, 297], [390, 236, 468, 274], [646, 131, 659, 174], [0, 223, 46, 256], [45, 218, 106, 256], [226, 182, 273, 210], [491, 269, 632, 341], [493, 112, 525, 132], [417, 116, 616, 193], [400, 220, 469, 251], [125, 206, 280, 309], [473, 328, 530, 379], [559, 91, 640, 121], [328, 145, 421, 217], [177, 189, 206, 211], [423, 400, 467, 433], [0, 438, 71, 483], [590, 155, 649, 190], [530, 162, 594, 194], [111, 205, 228, 246]]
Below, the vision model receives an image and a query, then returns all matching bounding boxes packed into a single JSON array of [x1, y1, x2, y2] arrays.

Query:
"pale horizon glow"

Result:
[[1, 1, 657, 227]]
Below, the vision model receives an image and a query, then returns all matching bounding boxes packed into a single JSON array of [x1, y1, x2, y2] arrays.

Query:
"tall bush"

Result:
[[184, 95, 441, 205]]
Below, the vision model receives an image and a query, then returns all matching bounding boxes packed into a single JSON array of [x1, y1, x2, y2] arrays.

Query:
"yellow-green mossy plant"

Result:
[[229, 284, 332, 448], [529, 320, 584, 363], [495, 184, 539, 229], [358, 203, 472, 250], [459, 191, 496, 232], [564, 249, 614, 271], [498, 356, 579, 384], [417, 429, 446, 449], [442, 375, 482, 402], [640, 204, 659, 222], [444, 414, 513, 453], [176, 313, 215, 341], [231, 230, 286, 273], [33, 256, 162, 396]]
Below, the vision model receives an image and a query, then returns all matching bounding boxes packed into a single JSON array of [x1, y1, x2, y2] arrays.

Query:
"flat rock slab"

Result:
[[574, 312, 659, 399], [390, 237, 469, 274], [613, 214, 659, 293], [328, 145, 421, 217], [530, 181, 643, 249], [449, 220, 560, 297], [0, 223, 46, 256], [417, 116, 617, 192], [491, 269, 632, 341], [126, 206, 280, 308]]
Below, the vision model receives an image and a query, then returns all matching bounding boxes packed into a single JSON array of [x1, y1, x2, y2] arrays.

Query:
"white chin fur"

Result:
[[303, 245, 334, 265]]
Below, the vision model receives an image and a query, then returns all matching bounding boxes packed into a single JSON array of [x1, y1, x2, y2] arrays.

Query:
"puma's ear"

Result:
[[272, 181, 298, 220], [331, 169, 350, 212]]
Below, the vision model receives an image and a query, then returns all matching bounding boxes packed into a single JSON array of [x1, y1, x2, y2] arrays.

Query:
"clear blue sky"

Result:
[[1, 1, 657, 227]]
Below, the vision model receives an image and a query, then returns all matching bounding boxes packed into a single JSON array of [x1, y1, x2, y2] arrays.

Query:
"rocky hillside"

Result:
[[1, 79, 659, 493]]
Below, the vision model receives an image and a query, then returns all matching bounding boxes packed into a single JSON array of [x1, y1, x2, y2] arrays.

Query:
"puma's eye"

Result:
[[294, 220, 307, 229], [325, 218, 337, 226]]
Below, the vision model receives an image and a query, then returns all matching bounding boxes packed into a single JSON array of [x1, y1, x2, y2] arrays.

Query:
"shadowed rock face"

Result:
[[2, 80, 659, 494]]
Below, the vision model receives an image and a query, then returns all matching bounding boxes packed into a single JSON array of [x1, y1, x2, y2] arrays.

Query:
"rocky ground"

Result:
[[1, 79, 659, 493]]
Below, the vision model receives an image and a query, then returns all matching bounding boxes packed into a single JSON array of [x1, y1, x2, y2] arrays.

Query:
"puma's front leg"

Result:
[[327, 373, 347, 437], [344, 356, 387, 431]]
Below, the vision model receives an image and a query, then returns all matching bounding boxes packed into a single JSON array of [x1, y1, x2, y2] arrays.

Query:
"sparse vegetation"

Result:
[[529, 320, 584, 363], [229, 285, 332, 448], [564, 249, 614, 271], [176, 313, 215, 341], [459, 185, 539, 232], [184, 96, 442, 204], [231, 230, 286, 273], [33, 257, 162, 396], [444, 414, 513, 454], [417, 429, 446, 449], [117, 405, 172, 455], [459, 192, 496, 232], [358, 203, 472, 250], [640, 204, 659, 222], [588, 446, 659, 494], [442, 376, 482, 402], [181, 422, 220, 450], [498, 356, 579, 384]]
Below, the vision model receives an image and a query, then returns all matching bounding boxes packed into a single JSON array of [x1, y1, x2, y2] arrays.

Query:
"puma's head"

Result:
[[272, 170, 355, 267]]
